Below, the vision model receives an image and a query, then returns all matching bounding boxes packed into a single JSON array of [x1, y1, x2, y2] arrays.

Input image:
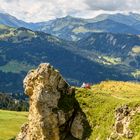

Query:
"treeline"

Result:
[[0, 92, 28, 111]]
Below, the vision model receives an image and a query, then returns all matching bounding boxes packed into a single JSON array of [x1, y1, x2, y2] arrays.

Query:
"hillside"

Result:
[[0, 13, 33, 29], [0, 110, 27, 140], [14, 64, 140, 140], [0, 92, 28, 111], [75, 81, 140, 139], [77, 33, 140, 80], [0, 25, 139, 93], [93, 13, 140, 26], [1, 80, 140, 139], [33, 16, 140, 41], [0, 13, 140, 41]]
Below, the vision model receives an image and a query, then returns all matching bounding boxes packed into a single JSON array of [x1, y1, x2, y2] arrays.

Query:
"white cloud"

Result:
[[85, 0, 140, 11], [0, 0, 88, 22], [0, 0, 140, 22]]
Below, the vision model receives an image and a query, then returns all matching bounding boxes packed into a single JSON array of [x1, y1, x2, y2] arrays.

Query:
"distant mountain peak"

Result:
[[65, 15, 73, 18], [1, 12, 140, 41], [57, 15, 83, 21]]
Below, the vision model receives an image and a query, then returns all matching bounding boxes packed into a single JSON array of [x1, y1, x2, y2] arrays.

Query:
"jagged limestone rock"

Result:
[[109, 105, 140, 140], [16, 63, 85, 140], [115, 105, 133, 138], [16, 123, 29, 140]]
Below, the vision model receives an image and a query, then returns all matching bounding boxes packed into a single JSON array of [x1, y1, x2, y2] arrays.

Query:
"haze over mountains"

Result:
[[1, 12, 140, 41], [0, 12, 140, 93]]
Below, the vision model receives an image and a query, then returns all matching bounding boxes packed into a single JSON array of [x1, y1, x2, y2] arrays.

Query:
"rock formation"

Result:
[[115, 105, 133, 138], [109, 105, 140, 140], [16, 63, 88, 140]]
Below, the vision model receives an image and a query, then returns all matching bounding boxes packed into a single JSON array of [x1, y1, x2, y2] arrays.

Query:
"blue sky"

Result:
[[0, 0, 140, 22]]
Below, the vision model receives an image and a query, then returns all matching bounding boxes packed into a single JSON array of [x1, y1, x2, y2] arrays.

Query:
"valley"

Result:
[[0, 22, 140, 93], [0, 11, 140, 140]]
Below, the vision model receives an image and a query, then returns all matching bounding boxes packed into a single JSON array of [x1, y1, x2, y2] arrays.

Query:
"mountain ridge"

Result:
[[1, 12, 140, 41], [0, 25, 140, 93]]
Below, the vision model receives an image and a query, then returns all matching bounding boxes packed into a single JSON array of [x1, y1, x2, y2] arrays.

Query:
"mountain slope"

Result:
[[93, 13, 140, 26], [1, 81, 140, 140], [0, 26, 137, 93], [77, 32, 140, 78], [35, 15, 88, 41], [0, 13, 140, 41], [0, 13, 29, 28], [85, 19, 140, 34], [92, 13, 140, 33], [34, 16, 140, 41], [77, 32, 140, 55], [75, 81, 140, 140]]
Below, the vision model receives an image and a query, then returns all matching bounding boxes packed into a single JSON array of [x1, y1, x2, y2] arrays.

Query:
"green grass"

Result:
[[132, 70, 140, 79], [75, 81, 140, 140], [0, 24, 13, 30], [0, 60, 35, 73], [0, 81, 140, 140], [129, 113, 140, 140], [0, 25, 35, 42], [0, 110, 27, 140], [72, 26, 102, 34], [101, 56, 121, 65], [72, 26, 89, 33], [132, 46, 140, 53]]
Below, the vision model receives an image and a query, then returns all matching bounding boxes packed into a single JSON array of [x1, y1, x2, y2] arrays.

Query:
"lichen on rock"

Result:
[[16, 63, 89, 140]]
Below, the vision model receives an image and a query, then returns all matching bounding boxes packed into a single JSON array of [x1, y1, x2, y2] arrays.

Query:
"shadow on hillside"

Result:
[[58, 90, 92, 140]]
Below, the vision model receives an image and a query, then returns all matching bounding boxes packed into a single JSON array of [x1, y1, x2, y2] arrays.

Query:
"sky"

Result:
[[0, 0, 140, 22]]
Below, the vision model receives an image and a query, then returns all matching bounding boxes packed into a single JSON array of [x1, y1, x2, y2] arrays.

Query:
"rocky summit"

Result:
[[16, 63, 90, 140]]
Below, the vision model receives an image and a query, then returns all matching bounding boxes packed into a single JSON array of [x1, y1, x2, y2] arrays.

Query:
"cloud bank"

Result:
[[0, 0, 140, 22], [86, 0, 140, 11]]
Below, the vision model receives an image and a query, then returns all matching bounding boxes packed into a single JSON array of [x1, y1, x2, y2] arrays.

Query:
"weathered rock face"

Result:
[[16, 63, 87, 140], [115, 105, 133, 139], [109, 105, 140, 140]]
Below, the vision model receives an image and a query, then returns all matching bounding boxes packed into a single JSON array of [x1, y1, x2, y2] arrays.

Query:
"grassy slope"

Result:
[[0, 81, 140, 140], [0, 110, 27, 140], [0, 60, 34, 73], [75, 81, 140, 140]]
